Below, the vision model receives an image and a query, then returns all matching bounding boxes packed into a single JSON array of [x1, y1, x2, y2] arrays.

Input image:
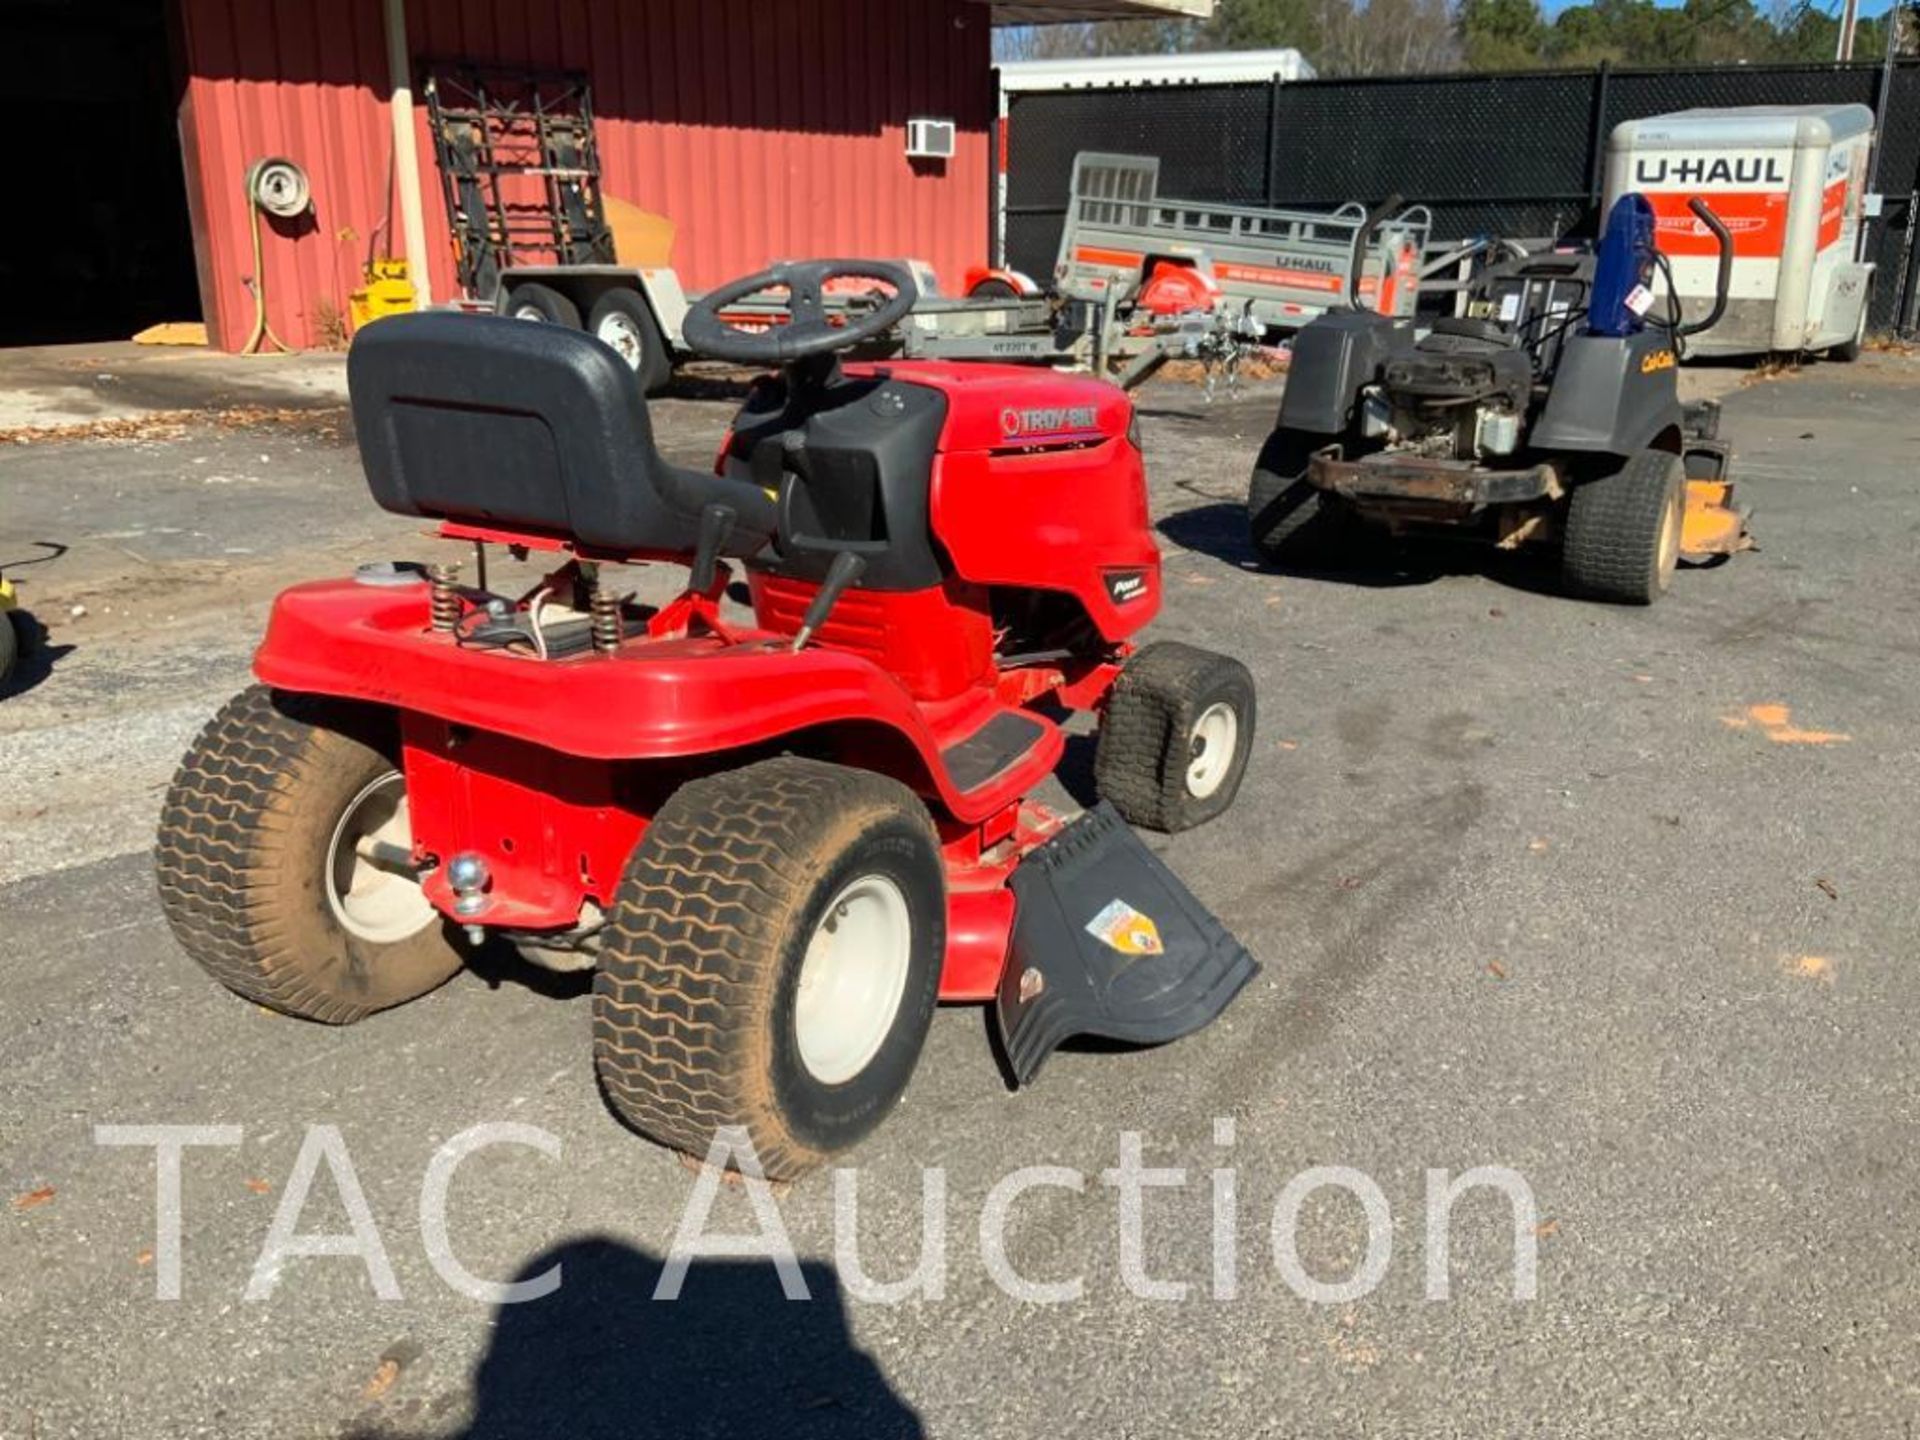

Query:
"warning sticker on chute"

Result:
[[1084, 898, 1165, 957]]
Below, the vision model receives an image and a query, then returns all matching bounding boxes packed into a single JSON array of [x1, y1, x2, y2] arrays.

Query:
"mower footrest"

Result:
[[995, 803, 1258, 1085], [942, 708, 1049, 795]]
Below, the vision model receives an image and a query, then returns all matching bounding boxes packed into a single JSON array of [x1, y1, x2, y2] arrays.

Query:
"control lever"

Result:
[[790, 550, 866, 652], [690, 503, 738, 595]]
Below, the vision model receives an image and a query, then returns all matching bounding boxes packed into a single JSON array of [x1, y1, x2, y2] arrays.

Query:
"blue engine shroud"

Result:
[[1588, 193, 1657, 338]]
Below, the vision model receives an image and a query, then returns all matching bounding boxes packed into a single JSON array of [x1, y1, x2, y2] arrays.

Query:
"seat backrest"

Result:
[[350, 312, 758, 555]]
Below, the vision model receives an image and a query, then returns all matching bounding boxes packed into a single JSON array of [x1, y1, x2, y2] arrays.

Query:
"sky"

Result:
[[1539, 0, 1896, 12]]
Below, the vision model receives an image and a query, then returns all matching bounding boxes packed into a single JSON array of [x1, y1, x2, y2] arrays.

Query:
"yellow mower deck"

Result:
[[1680, 478, 1756, 563]]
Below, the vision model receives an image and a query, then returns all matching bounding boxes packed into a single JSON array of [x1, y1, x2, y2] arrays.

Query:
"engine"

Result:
[[1357, 332, 1536, 464]]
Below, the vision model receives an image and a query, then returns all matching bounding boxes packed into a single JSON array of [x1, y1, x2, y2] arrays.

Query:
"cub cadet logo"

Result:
[[1641, 349, 1677, 374], [1001, 404, 1101, 440], [1633, 154, 1786, 186]]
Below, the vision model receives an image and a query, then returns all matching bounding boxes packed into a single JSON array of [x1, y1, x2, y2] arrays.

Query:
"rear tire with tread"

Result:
[[1247, 430, 1359, 567], [1095, 641, 1256, 833], [593, 757, 945, 1180], [155, 686, 464, 1023], [1561, 449, 1685, 605]]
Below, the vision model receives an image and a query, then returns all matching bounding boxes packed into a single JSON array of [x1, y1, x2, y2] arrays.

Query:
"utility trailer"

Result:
[[1604, 104, 1877, 359], [490, 258, 1265, 396], [483, 150, 1435, 397], [1053, 152, 1431, 334]]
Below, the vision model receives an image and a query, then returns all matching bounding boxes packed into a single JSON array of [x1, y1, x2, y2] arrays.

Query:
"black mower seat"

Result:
[[1426, 315, 1518, 348], [348, 313, 775, 556]]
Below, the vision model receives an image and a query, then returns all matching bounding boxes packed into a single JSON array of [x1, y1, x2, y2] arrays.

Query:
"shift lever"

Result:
[[790, 551, 866, 651]]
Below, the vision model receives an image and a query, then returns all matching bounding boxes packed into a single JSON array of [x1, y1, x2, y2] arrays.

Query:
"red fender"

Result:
[[252, 579, 1058, 824], [963, 265, 1041, 298], [1137, 260, 1221, 317]]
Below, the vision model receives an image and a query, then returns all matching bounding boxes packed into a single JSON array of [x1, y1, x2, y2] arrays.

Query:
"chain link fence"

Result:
[[1005, 59, 1920, 333]]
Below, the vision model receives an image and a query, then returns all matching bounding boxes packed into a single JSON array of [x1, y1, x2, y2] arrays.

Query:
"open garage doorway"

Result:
[[3, 0, 202, 345]]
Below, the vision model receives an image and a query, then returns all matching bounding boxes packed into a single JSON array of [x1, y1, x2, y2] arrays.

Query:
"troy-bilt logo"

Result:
[[1633, 154, 1786, 186], [1105, 569, 1150, 605], [1001, 404, 1101, 440]]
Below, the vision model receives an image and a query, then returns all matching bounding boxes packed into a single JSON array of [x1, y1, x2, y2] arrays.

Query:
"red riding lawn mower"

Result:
[[156, 260, 1258, 1179]]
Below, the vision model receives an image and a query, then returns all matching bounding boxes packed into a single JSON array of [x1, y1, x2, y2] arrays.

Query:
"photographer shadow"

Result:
[[361, 1236, 922, 1440]]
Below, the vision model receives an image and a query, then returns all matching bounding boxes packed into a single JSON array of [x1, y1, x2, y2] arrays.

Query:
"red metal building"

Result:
[[27, 0, 1189, 353]]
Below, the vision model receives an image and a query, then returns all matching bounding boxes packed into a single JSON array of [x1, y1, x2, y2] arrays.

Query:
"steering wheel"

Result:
[[681, 259, 918, 365]]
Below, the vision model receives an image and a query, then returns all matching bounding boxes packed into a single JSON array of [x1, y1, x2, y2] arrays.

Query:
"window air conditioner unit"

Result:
[[905, 118, 956, 160]]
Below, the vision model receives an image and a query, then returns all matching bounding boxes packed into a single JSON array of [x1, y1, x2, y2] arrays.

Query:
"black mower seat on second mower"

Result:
[[1426, 315, 1519, 348], [348, 312, 777, 557]]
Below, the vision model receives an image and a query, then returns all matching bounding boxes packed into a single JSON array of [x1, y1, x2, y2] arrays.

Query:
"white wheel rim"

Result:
[[1658, 481, 1682, 579], [596, 311, 644, 368], [1186, 701, 1240, 799], [511, 304, 547, 322], [326, 772, 435, 945], [794, 874, 913, 1085]]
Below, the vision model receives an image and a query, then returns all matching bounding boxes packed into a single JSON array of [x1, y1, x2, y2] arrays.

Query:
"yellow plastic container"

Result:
[[350, 259, 417, 331]]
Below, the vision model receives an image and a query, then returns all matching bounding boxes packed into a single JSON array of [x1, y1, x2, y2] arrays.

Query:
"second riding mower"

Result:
[[155, 260, 1258, 1180], [1247, 193, 1753, 603]]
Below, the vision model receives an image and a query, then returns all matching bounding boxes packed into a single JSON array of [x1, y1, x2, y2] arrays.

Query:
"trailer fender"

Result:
[[1137, 260, 1221, 317], [964, 266, 1042, 299]]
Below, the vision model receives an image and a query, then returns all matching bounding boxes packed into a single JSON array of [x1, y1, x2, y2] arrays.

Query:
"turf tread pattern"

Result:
[[1094, 641, 1255, 833], [156, 687, 373, 1022], [155, 686, 459, 1024], [1562, 450, 1683, 605], [592, 757, 934, 1180]]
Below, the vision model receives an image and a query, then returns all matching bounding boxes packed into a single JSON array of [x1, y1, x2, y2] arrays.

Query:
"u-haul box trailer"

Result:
[[1604, 104, 1876, 358]]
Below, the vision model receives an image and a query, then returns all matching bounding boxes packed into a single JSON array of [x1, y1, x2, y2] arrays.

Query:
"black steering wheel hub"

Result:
[[681, 259, 918, 366]]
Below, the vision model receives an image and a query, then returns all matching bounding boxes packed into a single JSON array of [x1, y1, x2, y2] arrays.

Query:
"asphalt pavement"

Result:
[[2, 350, 1918, 1439]]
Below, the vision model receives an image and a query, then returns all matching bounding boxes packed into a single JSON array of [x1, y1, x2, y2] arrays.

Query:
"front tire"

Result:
[[155, 686, 464, 1023], [1561, 449, 1685, 605], [1247, 430, 1358, 567], [1095, 642, 1256, 833], [593, 758, 945, 1180]]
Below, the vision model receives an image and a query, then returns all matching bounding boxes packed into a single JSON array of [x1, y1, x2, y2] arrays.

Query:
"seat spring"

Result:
[[428, 563, 461, 631]]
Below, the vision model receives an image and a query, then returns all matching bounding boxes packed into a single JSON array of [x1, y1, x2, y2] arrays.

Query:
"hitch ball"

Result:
[[448, 851, 492, 916]]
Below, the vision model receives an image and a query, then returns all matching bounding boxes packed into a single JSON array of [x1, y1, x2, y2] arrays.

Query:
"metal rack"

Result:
[[424, 65, 615, 298]]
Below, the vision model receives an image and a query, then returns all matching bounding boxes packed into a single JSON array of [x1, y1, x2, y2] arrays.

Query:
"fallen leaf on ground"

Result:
[[136, 1249, 154, 1267], [1486, 961, 1508, 980], [12, 1186, 55, 1212], [1535, 1218, 1561, 1239], [1528, 837, 1550, 852], [1721, 703, 1851, 746], [1785, 954, 1833, 982], [1276, 739, 1299, 751], [1335, 875, 1365, 891], [361, 1359, 401, 1401], [1814, 877, 1839, 900], [244, 1177, 272, 1195]]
